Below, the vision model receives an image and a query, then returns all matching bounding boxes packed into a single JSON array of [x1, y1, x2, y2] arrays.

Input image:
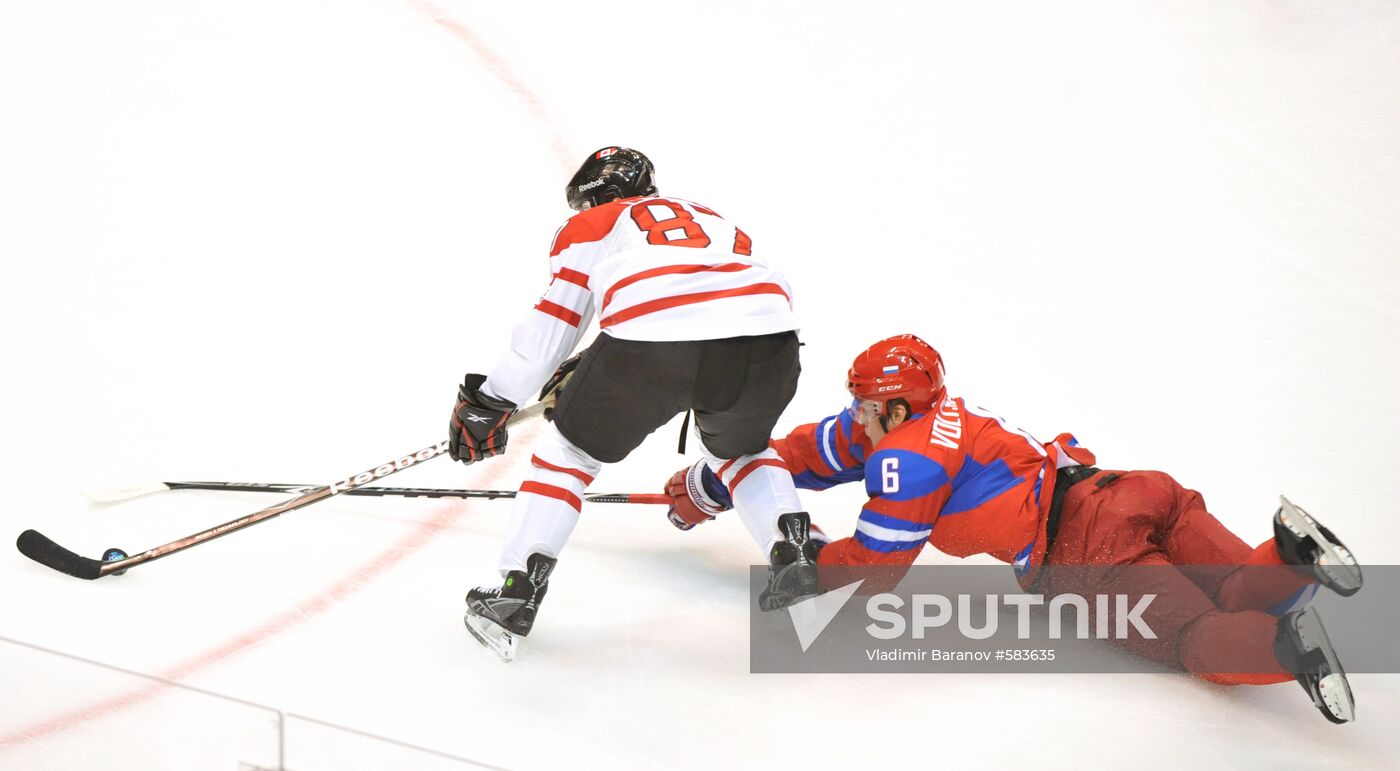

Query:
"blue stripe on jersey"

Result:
[[1012, 540, 1035, 576], [942, 455, 1025, 516], [837, 406, 855, 440], [835, 401, 869, 464], [793, 467, 865, 491], [840, 419, 862, 461], [864, 449, 950, 501], [859, 508, 932, 532], [815, 416, 843, 473], [834, 406, 869, 464], [855, 530, 926, 553]]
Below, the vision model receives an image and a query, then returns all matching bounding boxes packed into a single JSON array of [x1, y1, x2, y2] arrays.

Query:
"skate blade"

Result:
[[1293, 608, 1355, 724], [1317, 674, 1354, 724], [464, 611, 518, 663], [1279, 496, 1363, 597]]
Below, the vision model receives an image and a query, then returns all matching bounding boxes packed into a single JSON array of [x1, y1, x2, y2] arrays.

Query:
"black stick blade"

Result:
[[16, 530, 105, 580]]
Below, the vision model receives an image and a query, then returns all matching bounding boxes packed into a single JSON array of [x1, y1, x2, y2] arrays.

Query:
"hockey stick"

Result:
[[17, 403, 550, 581], [83, 480, 670, 506]]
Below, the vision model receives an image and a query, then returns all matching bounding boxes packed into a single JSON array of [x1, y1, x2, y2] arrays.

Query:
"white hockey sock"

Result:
[[497, 423, 604, 576], [704, 447, 803, 557]]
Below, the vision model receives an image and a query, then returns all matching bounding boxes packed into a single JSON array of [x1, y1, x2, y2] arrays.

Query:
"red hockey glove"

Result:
[[664, 460, 732, 530], [449, 374, 516, 465]]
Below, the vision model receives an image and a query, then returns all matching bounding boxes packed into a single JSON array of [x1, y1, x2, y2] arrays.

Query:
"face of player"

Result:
[[851, 399, 909, 446]]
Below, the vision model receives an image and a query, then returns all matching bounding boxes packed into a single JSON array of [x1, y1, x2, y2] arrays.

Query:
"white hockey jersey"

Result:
[[482, 196, 798, 406]]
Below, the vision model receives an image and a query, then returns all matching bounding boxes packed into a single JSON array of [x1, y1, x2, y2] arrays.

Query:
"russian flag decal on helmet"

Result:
[[882, 365, 900, 374]]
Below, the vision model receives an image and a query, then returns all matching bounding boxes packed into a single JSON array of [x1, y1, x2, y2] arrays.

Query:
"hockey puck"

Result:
[[102, 548, 129, 576]]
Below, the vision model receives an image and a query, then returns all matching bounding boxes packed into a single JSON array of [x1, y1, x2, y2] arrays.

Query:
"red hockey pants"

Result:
[[1041, 470, 1313, 685]]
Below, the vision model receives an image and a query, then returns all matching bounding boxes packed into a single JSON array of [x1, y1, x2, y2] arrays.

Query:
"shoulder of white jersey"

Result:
[[667, 197, 724, 217], [550, 198, 635, 257]]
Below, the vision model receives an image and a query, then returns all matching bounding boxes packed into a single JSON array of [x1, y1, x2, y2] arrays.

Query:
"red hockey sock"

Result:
[[1180, 609, 1293, 686], [1213, 540, 1315, 614]]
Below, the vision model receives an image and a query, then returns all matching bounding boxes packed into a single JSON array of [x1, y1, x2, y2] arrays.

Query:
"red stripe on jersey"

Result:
[[534, 299, 582, 327], [553, 268, 590, 288], [531, 455, 595, 486], [520, 481, 583, 512], [717, 458, 739, 480], [600, 283, 791, 329], [689, 202, 721, 217], [549, 199, 633, 258], [600, 262, 752, 313], [730, 458, 789, 490]]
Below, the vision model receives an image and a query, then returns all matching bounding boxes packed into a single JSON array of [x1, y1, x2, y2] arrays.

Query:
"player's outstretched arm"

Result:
[[661, 408, 872, 529], [772, 409, 872, 491]]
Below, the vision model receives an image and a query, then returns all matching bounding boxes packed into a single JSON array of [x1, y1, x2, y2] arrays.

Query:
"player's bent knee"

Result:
[[535, 423, 607, 475]]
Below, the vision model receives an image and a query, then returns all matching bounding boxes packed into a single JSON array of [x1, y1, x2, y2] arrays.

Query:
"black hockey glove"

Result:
[[538, 352, 583, 421], [449, 374, 517, 465]]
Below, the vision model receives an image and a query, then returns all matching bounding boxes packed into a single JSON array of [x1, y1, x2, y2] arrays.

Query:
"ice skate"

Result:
[[464, 553, 555, 663], [1275, 495, 1362, 597], [759, 512, 820, 611], [1275, 606, 1355, 724]]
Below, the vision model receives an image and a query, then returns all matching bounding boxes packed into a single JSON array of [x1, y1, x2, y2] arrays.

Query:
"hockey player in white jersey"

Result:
[[448, 147, 818, 660]]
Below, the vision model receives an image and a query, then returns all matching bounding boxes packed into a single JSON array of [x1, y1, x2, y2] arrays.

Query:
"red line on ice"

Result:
[[408, 0, 576, 173]]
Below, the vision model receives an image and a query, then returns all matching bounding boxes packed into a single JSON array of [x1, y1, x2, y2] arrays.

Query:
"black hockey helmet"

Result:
[[565, 147, 657, 211]]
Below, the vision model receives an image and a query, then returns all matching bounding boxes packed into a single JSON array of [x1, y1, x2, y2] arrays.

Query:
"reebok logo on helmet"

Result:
[[578, 178, 606, 192]]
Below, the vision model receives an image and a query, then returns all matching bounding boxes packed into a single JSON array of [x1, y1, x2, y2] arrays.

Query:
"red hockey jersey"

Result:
[[773, 395, 1095, 580]]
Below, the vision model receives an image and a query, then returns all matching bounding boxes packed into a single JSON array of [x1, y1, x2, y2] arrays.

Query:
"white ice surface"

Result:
[[1, 1, 1398, 768]]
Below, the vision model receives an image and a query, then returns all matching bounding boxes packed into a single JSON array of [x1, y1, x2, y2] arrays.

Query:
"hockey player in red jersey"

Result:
[[448, 147, 819, 660], [664, 334, 1362, 723]]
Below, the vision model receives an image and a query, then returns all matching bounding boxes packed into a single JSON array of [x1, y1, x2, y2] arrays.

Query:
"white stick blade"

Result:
[[82, 483, 172, 504]]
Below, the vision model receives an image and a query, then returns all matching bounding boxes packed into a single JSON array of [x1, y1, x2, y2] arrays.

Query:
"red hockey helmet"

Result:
[[846, 334, 947, 419]]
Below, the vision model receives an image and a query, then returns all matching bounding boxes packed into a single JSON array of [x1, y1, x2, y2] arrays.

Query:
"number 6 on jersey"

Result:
[[881, 457, 900, 494]]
